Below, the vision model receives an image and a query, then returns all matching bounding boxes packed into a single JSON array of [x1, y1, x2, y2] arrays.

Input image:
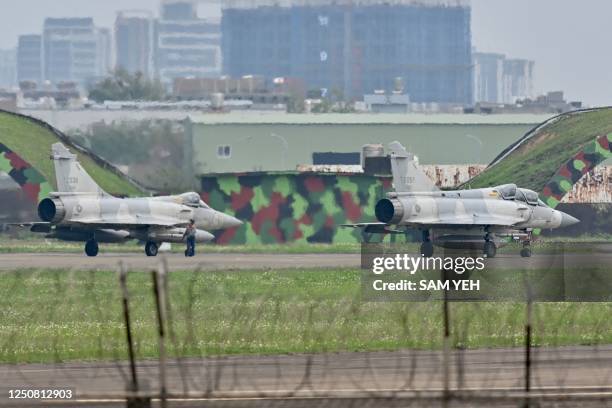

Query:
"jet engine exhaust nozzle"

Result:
[[38, 198, 66, 223], [375, 198, 404, 224]]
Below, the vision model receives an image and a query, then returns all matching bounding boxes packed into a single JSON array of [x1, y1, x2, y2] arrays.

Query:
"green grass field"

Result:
[[0, 111, 141, 196], [0, 267, 609, 364]]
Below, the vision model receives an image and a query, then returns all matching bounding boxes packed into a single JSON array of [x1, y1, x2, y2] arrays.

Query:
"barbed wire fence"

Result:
[[0, 259, 611, 407]]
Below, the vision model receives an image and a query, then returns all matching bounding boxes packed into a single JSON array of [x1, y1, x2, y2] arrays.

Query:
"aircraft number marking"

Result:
[[65, 177, 78, 185], [401, 176, 415, 185]]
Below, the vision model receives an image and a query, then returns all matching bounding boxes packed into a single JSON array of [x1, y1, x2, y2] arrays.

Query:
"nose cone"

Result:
[[559, 212, 579, 228], [220, 213, 243, 229]]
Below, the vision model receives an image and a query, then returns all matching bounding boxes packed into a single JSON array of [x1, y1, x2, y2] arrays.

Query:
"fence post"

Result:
[[442, 268, 451, 405], [152, 263, 168, 408], [119, 262, 151, 408], [523, 273, 533, 408]]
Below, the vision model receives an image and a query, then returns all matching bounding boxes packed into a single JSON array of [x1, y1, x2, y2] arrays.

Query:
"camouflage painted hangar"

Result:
[[199, 166, 611, 245], [201, 172, 393, 244], [200, 163, 490, 245]]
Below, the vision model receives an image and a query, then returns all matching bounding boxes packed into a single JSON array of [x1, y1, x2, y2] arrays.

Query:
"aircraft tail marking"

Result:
[[51, 143, 108, 196], [388, 141, 439, 193]]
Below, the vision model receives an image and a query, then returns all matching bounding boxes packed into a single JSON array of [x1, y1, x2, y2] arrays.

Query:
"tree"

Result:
[[68, 119, 190, 192], [88, 68, 166, 102]]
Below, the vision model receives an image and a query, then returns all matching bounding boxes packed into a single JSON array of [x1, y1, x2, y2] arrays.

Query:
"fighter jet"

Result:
[[30, 143, 242, 257], [344, 141, 579, 258]]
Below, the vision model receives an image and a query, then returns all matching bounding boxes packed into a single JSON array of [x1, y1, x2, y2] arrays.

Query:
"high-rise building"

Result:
[[17, 35, 43, 85], [0, 49, 17, 89], [221, 0, 473, 104], [473, 52, 534, 104], [115, 11, 156, 77], [97, 28, 112, 77], [473, 52, 504, 103], [43, 18, 110, 85], [502, 58, 534, 103], [157, 1, 221, 83]]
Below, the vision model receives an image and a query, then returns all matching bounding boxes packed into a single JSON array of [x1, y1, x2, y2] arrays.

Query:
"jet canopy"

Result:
[[497, 184, 517, 200], [517, 188, 541, 206], [179, 192, 210, 209], [496, 184, 548, 207]]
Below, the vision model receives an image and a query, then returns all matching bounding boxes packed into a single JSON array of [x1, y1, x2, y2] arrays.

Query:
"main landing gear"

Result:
[[483, 231, 497, 258], [83, 240, 164, 257], [420, 230, 434, 257], [145, 241, 159, 257], [85, 239, 99, 257]]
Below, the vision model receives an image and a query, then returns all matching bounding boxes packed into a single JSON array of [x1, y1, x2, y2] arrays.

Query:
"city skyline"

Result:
[[0, 0, 609, 105]]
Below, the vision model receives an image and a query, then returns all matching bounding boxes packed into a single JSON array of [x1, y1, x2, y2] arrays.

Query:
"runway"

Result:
[[0, 252, 360, 271], [0, 251, 609, 271], [1, 346, 611, 406]]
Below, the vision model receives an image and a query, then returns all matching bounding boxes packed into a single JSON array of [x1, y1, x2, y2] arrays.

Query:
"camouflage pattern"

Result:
[[36, 143, 241, 256], [541, 134, 612, 208], [0, 142, 52, 203], [198, 141, 578, 250], [200, 173, 394, 244]]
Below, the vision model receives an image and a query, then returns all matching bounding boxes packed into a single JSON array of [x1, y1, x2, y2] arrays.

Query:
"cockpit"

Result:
[[179, 192, 210, 209], [496, 184, 548, 207], [497, 184, 517, 200], [515, 189, 539, 206]]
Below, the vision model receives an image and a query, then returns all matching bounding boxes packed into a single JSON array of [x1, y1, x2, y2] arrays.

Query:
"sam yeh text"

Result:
[[373, 279, 480, 292]]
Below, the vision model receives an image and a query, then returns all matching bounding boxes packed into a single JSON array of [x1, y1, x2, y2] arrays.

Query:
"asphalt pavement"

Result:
[[1, 346, 611, 406], [0, 251, 610, 271]]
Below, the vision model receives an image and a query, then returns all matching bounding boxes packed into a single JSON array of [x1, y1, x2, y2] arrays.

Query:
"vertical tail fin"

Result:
[[51, 143, 108, 196], [388, 141, 438, 193]]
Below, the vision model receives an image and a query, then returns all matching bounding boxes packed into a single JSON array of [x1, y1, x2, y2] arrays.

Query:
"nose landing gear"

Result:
[[483, 230, 497, 258], [520, 238, 532, 258], [420, 230, 434, 257]]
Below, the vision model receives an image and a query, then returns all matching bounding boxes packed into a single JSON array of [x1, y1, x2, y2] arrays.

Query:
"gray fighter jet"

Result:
[[31, 143, 242, 256], [344, 141, 579, 258]]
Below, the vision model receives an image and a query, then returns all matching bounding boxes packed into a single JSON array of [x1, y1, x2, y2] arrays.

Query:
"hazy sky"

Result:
[[0, 0, 609, 106]]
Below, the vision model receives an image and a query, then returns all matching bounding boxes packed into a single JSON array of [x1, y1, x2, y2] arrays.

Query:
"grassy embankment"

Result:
[[0, 268, 609, 363], [0, 111, 141, 196], [467, 108, 612, 191]]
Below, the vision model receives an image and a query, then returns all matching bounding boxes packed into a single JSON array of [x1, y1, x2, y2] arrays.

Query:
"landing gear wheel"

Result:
[[85, 239, 99, 257], [420, 241, 434, 257], [145, 241, 159, 257], [484, 241, 497, 258], [520, 238, 532, 258]]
